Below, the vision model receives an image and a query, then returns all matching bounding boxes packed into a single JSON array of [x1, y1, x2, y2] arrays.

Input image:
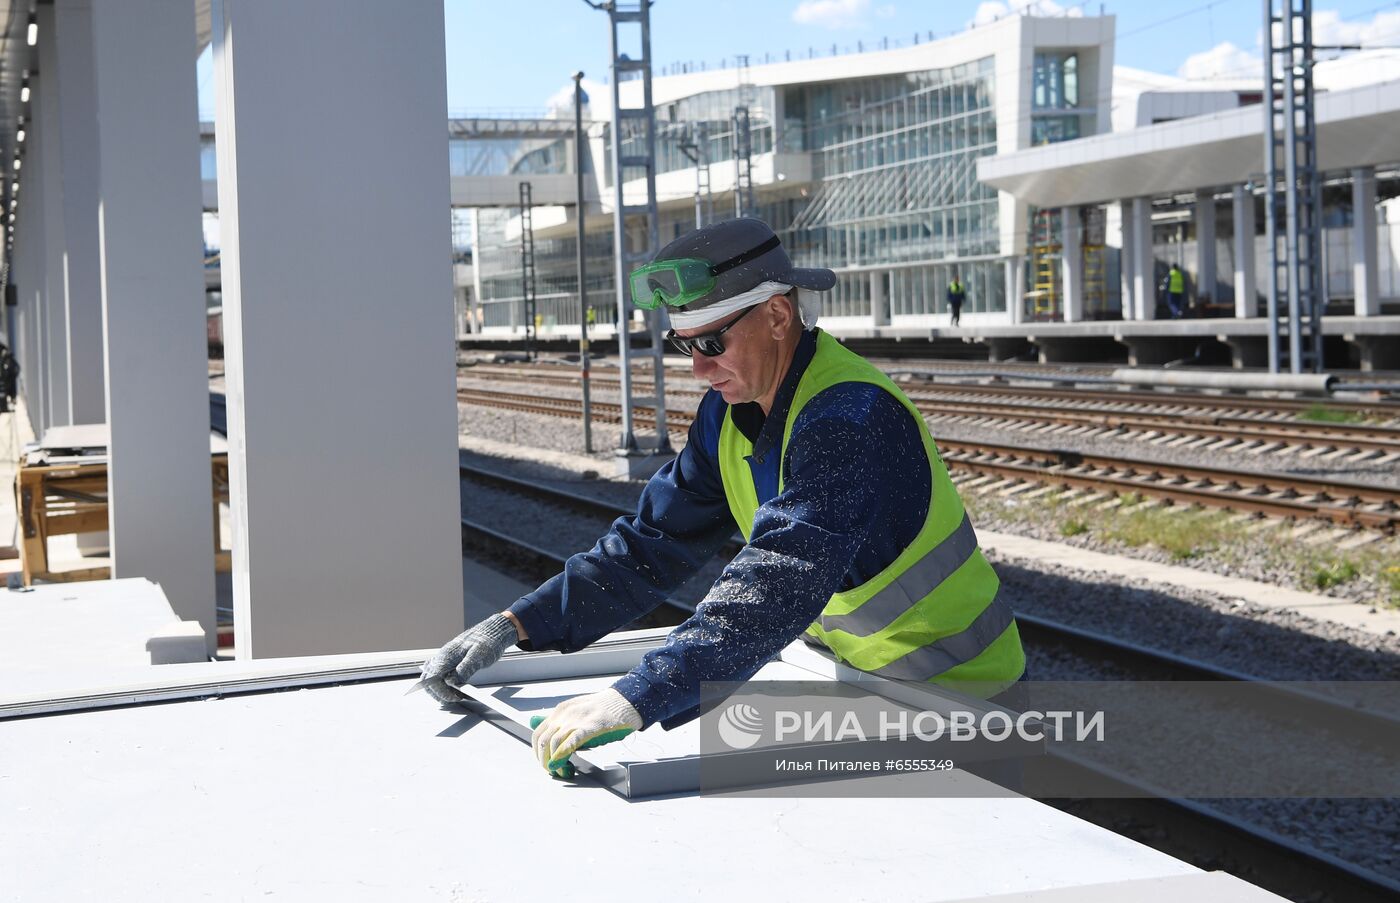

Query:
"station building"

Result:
[[457, 13, 1400, 368]]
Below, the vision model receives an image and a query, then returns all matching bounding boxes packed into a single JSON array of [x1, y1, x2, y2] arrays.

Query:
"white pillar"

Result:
[[54, 0, 105, 424], [1232, 184, 1257, 318], [469, 208, 485, 332], [1005, 257, 1023, 324], [1060, 206, 1083, 322], [1352, 167, 1379, 317], [1130, 197, 1155, 320], [92, 0, 216, 650], [213, 0, 462, 657], [36, 5, 70, 431], [870, 270, 889, 326], [1194, 190, 1216, 306], [1118, 200, 1135, 319]]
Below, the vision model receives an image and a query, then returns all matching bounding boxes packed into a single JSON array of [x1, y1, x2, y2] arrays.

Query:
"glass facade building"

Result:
[[466, 21, 1107, 333]]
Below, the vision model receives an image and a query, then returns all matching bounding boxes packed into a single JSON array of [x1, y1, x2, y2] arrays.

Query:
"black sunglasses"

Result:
[[666, 304, 760, 357]]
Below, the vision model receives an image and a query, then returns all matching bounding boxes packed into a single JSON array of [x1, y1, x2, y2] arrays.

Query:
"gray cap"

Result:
[[651, 217, 836, 315]]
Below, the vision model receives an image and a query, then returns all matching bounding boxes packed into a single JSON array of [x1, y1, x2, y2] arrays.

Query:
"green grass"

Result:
[[1299, 404, 1366, 424], [1060, 518, 1089, 537], [1311, 560, 1360, 590], [963, 481, 1398, 609]]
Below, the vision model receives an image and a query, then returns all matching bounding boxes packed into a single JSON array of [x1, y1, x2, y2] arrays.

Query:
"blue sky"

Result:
[[197, 1, 1400, 117]]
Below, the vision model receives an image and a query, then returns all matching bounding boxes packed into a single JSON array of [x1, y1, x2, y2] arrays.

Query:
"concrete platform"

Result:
[[935, 316, 1400, 369]]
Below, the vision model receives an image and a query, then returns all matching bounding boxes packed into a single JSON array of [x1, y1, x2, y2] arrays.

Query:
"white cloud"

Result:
[[1311, 8, 1400, 46], [972, 2, 1008, 26], [1177, 41, 1260, 81], [969, 0, 1082, 29], [875, 4, 897, 19], [792, 0, 872, 30]]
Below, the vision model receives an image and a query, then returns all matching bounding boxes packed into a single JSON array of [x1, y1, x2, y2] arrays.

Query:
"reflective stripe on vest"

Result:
[[717, 331, 1025, 688]]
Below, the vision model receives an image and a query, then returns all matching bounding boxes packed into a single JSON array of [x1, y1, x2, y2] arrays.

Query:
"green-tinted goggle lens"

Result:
[[628, 258, 716, 310]]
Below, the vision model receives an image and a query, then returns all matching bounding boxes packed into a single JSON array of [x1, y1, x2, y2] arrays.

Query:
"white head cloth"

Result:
[[665, 280, 820, 331]]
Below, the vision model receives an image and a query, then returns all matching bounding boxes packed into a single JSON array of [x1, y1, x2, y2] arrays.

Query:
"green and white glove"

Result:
[[529, 688, 643, 778], [419, 613, 518, 705]]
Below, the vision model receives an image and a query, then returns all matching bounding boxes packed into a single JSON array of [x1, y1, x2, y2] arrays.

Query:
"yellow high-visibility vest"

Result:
[[717, 331, 1025, 691]]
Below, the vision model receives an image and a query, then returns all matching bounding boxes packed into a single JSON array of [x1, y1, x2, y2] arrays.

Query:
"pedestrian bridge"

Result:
[[199, 116, 599, 210]]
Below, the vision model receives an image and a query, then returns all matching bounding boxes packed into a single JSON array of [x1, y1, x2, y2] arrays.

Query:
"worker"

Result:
[[947, 272, 966, 326], [1162, 263, 1186, 319], [420, 218, 1026, 778]]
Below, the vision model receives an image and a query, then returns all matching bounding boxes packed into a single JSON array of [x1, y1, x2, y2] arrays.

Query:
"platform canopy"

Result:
[[977, 78, 1400, 207]]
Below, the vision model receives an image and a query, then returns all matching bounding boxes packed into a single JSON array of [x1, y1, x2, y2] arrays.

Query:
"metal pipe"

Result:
[[573, 72, 592, 454], [1109, 367, 1334, 394]]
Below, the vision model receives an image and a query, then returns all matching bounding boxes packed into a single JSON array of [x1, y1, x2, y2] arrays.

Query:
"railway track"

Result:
[[458, 462, 1400, 903], [461, 364, 1400, 458], [462, 362, 1400, 419], [458, 388, 1400, 532]]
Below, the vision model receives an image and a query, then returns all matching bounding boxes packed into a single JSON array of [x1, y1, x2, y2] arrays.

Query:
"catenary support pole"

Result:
[[574, 71, 593, 454]]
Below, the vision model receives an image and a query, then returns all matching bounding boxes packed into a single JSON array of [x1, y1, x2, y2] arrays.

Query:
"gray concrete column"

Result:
[[1130, 197, 1155, 320], [1231, 184, 1258, 318], [870, 270, 889, 326], [53, 0, 105, 424], [213, 0, 462, 657], [1060, 206, 1083, 322], [1194, 190, 1217, 306], [1005, 257, 1023, 324], [1118, 200, 1135, 320], [36, 5, 70, 431], [1352, 167, 1379, 317], [92, 0, 216, 650], [469, 208, 485, 332]]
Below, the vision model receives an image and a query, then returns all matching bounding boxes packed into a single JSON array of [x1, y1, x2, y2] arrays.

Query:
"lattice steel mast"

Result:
[[587, 0, 669, 454], [1262, 0, 1324, 373]]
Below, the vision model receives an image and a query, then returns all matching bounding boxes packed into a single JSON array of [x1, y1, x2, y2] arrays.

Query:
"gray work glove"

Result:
[[419, 612, 519, 706]]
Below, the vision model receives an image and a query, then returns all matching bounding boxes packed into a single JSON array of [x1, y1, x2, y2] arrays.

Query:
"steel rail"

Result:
[[458, 390, 1400, 531], [462, 362, 1400, 419]]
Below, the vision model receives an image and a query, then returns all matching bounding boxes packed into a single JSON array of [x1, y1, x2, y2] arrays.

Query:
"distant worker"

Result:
[[1162, 263, 1186, 319], [947, 272, 966, 326], [419, 218, 1026, 778]]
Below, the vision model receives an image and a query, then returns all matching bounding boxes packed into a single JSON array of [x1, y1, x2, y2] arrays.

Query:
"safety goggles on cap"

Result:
[[628, 235, 781, 310]]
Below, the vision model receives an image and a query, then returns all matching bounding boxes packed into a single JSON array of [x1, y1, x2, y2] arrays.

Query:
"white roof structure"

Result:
[[977, 77, 1400, 208]]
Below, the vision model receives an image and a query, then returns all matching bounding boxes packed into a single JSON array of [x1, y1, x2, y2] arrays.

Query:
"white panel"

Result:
[[212, 0, 462, 657], [91, 0, 216, 647]]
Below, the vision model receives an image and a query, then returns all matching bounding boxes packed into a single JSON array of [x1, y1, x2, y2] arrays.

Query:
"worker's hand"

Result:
[[418, 612, 519, 705], [529, 688, 643, 778]]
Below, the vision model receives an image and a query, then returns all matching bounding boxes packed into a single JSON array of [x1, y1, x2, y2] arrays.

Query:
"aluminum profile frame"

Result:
[[459, 638, 1033, 799]]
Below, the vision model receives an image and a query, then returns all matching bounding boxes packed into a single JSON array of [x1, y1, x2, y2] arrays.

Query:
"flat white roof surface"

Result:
[[0, 579, 178, 693], [978, 78, 1400, 207], [1, 676, 1202, 902]]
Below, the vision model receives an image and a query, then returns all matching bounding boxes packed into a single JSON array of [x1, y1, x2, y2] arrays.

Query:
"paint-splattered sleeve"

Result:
[[506, 391, 735, 654], [612, 384, 927, 729]]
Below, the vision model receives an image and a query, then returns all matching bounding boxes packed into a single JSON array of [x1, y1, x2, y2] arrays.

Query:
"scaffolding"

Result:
[[1029, 209, 1060, 320], [1082, 206, 1107, 317], [1263, 0, 1325, 373]]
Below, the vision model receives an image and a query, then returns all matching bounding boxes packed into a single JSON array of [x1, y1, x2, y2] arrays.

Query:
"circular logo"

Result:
[[717, 702, 764, 749]]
